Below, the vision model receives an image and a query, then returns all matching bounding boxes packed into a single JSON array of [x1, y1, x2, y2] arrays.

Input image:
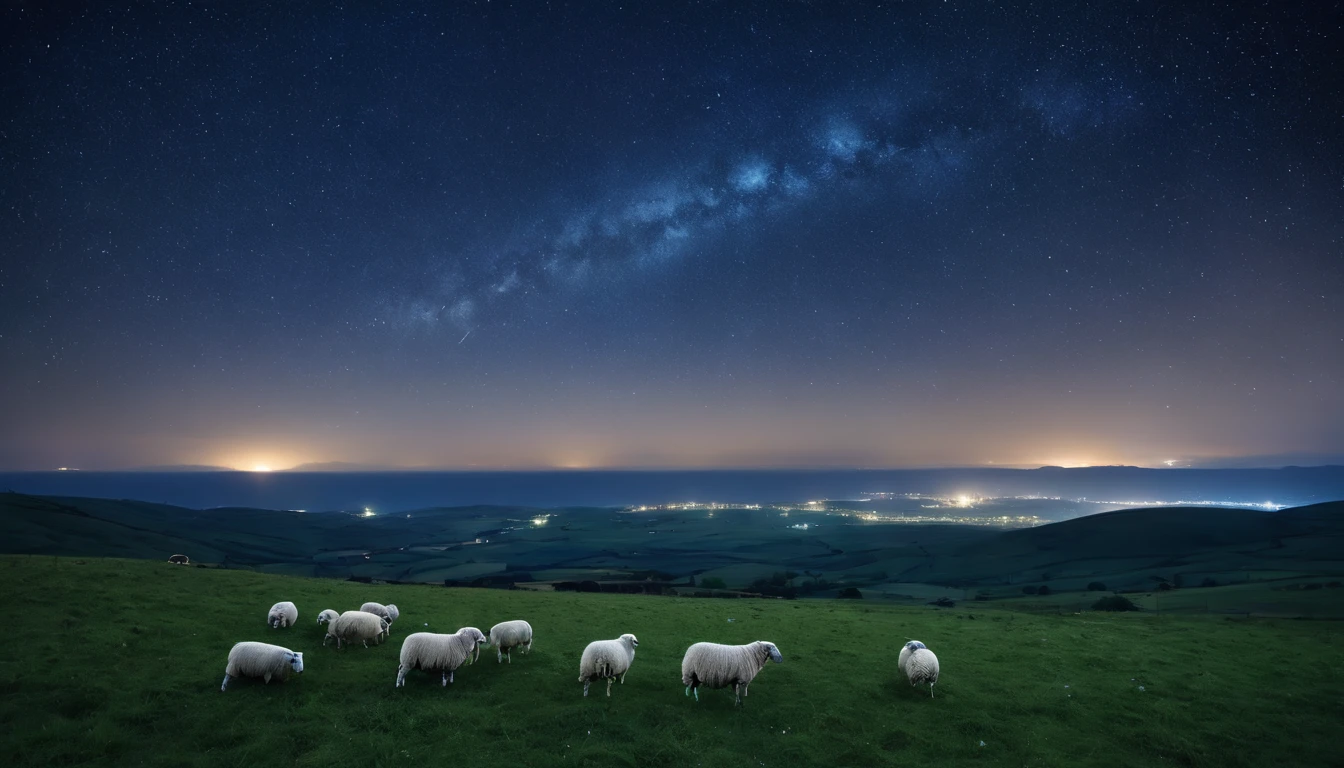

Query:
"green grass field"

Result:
[[3, 556, 1341, 767]]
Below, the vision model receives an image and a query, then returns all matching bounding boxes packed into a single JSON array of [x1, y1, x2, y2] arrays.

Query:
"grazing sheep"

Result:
[[395, 628, 487, 687], [359, 602, 400, 632], [316, 609, 339, 625], [221, 642, 303, 691], [489, 620, 534, 663], [577, 634, 639, 697], [359, 601, 396, 621], [324, 610, 389, 649], [167, 554, 190, 565], [681, 640, 783, 705], [901, 640, 940, 697], [267, 601, 298, 628]]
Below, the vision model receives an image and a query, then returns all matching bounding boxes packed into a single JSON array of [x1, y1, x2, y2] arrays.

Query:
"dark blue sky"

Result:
[[2, 1, 1340, 471]]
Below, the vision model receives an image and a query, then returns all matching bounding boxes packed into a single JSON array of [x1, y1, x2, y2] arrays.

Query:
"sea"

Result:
[[2, 466, 1343, 512]]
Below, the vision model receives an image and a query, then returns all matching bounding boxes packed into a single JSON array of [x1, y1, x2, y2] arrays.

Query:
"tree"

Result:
[[700, 577, 727, 590], [1087, 581, 1107, 592], [1021, 585, 1039, 595], [837, 587, 863, 599], [1037, 585, 1052, 596], [1092, 595, 1140, 612]]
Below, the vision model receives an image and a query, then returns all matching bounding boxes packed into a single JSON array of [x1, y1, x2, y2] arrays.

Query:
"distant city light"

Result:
[[361, 507, 376, 518]]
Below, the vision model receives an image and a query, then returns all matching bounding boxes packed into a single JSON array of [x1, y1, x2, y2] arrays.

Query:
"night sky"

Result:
[[2, 2, 1341, 472]]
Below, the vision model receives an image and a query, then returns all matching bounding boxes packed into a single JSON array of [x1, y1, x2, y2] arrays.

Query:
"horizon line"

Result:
[[8, 463, 1344, 474]]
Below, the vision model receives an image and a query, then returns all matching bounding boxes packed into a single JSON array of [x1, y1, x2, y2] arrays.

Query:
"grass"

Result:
[[3, 556, 1341, 767]]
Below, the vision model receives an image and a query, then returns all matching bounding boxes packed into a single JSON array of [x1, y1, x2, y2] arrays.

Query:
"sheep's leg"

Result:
[[929, 681, 935, 699], [497, 647, 503, 663], [395, 666, 405, 687], [220, 674, 231, 692], [619, 671, 626, 684], [583, 681, 591, 697], [507, 648, 512, 664], [733, 683, 741, 705], [694, 687, 699, 702], [743, 682, 750, 697], [441, 672, 448, 687], [449, 670, 455, 684], [606, 678, 613, 697]]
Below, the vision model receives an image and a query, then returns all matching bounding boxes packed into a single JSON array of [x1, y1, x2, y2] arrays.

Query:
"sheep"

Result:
[[488, 620, 533, 663], [316, 609, 339, 625], [167, 554, 190, 565], [901, 640, 940, 697], [359, 602, 399, 633], [267, 601, 298, 628], [221, 641, 303, 691], [897, 639, 924, 676], [577, 633, 639, 697], [681, 640, 783, 705], [395, 627, 487, 687], [324, 610, 389, 649]]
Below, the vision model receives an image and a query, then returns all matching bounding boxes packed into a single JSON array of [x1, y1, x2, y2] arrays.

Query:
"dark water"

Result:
[[2, 466, 1342, 512]]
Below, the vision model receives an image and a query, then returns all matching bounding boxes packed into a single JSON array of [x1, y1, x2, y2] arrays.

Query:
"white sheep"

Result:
[[577, 633, 639, 697], [681, 640, 783, 705], [901, 640, 940, 697], [221, 641, 303, 691], [316, 609, 339, 625], [488, 620, 534, 663], [897, 639, 923, 676], [267, 601, 298, 628], [395, 627, 487, 687], [324, 610, 389, 649], [359, 601, 400, 629]]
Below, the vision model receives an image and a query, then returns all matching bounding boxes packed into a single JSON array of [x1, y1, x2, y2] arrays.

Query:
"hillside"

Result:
[[4, 493, 1343, 616], [2, 556, 1341, 767], [892, 502, 1344, 595]]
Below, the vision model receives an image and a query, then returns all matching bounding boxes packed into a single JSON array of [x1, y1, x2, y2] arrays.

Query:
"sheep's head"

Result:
[[288, 651, 304, 674], [904, 640, 927, 653], [758, 641, 783, 663], [461, 627, 487, 662], [385, 604, 400, 621], [621, 633, 639, 648]]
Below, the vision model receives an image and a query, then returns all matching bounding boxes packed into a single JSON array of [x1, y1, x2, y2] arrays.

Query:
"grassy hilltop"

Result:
[[3, 556, 1341, 767]]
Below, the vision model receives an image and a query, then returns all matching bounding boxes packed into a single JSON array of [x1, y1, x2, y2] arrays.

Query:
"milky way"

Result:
[[1, 2, 1340, 471]]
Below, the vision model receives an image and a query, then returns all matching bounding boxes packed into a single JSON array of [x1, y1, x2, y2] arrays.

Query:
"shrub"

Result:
[[837, 587, 863, 599], [1201, 577, 1219, 588], [1021, 585, 1038, 595], [699, 577, 727, 590], [1093, 595, 1140, 612], [1087, 581, 1107, 592], [1037, 585, 1052, 596]]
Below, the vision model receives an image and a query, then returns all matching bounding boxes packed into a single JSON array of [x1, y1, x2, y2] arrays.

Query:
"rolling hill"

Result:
[[3, 493, 1342, 616]]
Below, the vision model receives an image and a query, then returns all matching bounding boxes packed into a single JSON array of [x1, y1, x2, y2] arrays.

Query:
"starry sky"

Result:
[[2, 1, 1341, 472]]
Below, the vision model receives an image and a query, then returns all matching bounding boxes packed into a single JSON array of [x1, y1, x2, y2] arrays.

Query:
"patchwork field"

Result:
[[3, 556, 1341, 767]]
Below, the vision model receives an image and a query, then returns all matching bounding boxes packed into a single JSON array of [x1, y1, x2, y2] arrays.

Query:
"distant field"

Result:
[[4, 494, 1343, 618], [3, 556, 1341, 767]]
